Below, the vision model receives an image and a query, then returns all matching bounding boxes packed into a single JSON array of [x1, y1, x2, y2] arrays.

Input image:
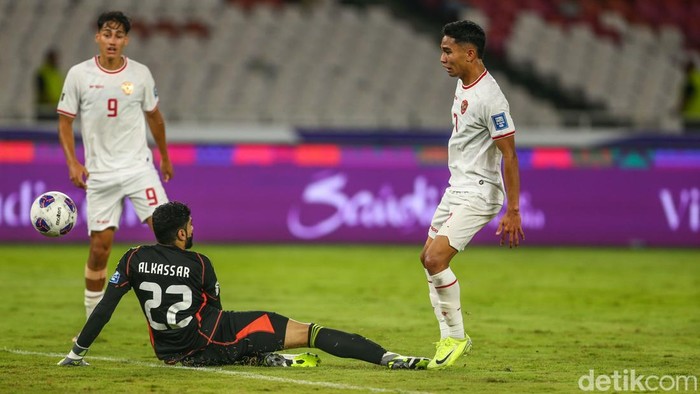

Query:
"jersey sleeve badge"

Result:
[[109, 271, 121, 284], [491, 112, 508, 131]]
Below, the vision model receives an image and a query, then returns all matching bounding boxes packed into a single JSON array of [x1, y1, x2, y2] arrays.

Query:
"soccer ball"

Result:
[[30, 191, 78, 237]]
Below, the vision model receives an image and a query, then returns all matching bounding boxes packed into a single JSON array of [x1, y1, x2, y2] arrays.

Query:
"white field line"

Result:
[[4, 348, 432, 394]]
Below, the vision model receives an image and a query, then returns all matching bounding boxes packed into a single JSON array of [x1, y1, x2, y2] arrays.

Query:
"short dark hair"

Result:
[[152, 201, 191, 245], [97, 11, 131, 34], [442, 20, 486, 59]]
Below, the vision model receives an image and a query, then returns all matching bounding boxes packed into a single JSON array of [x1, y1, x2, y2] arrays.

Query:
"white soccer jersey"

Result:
[[447, 70, 515, 204], [57, 56, 159, 174]]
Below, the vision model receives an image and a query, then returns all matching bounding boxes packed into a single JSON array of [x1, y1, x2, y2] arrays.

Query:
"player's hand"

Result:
[[57, 356, 89, 366], [67, 160, 89, 189], [160, 157, 173, 182], [496, 209, 525, 248]]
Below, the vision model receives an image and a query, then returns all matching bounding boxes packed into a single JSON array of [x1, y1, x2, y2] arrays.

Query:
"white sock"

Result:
[[84, 289, 104, 320], [425, 269, 450, 339], [430, 268, 465, 339]]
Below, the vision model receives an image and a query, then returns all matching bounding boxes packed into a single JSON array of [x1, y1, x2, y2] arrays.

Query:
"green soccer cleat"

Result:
[[57, 357, 89, 366], [427, 335, 472, 370], [262, 352, 321, 368], [387, 356, 431, 370]]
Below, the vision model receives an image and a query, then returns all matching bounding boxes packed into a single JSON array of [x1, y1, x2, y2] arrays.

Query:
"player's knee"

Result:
[[88, 240, 112, 264], [419, 239, 434, 267], [90, 229, 114, 251], [423, 252, 449, 274], [419, 244, 433, 267]]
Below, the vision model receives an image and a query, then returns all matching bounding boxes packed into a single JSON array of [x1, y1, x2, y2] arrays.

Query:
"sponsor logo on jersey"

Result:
[[109, 271, 120, 284], [121, 81, 134, 95], [89, 84, 104, 89], [461, 99, 468, 114], [153, 87, 158, 98], [491, 112, 508, 131]]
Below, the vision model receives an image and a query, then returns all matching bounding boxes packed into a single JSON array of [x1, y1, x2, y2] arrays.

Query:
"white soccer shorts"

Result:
[[428, 189, 502, 251], [85, 168, 168, 233]]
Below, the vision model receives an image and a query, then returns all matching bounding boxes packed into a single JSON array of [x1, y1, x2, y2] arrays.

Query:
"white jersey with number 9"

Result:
[[57, 56, 160, 175]]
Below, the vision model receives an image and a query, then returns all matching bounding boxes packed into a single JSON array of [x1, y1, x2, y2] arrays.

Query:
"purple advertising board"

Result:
[[1, 152, 698, 246]]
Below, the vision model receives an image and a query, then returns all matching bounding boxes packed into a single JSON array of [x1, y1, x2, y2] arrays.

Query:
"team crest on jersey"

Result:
[[109, 271, 120, 284], [121, 81, 134, 95], [491, 112, 508, 131], [461, 99, 468, 114]]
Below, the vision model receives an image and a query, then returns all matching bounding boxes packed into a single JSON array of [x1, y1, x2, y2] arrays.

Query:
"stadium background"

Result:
[[0, 2, 698, 392], [0, 0, 699, 247]]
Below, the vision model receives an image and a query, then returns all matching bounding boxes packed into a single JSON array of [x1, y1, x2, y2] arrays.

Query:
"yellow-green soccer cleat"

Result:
[[427, 335, 472, 370], [387, 356, 431, 370], [262, 352, 321, 368]]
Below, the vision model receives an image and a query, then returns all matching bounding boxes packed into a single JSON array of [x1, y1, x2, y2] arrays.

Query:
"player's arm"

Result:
[[145, 107, 173, 182], [58, 251, 134, 367], [494, 135, 524, 248], [58, 114, 88, 189], [201, 255, 222, 310], [57, 283, 130, 366]]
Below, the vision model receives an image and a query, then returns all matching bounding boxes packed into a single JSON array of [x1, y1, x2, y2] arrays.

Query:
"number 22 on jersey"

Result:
[[140, 281, 192, 330]]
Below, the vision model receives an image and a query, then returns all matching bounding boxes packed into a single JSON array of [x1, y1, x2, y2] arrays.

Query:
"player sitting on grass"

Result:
[[58, 201, 429, 369]]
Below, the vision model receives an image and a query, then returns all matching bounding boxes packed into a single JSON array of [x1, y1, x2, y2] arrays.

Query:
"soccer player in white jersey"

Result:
[[420, 20, 524, 370], [57, 11, 173, 320]]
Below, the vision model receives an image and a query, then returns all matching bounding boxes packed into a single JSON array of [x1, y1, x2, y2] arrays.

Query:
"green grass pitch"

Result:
[[0, 244, 698, 393]]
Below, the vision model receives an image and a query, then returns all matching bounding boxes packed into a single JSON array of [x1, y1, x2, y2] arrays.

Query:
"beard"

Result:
[[185, 234, 193, 249]]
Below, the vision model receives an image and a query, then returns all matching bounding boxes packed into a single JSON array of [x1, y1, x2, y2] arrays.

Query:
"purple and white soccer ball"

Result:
[[30, 191, 78, 237]]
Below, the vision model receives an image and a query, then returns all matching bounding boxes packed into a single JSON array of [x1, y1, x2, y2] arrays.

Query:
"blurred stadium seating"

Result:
[[0, 0, 696, 132], [461, 0, 695, 130]]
